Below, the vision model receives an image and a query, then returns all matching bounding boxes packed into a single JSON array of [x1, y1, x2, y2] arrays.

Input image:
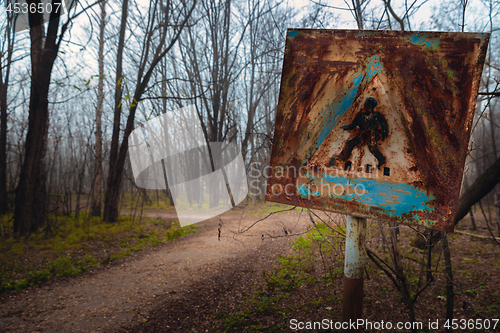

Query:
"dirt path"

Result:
[[0, 208, 311, 332]]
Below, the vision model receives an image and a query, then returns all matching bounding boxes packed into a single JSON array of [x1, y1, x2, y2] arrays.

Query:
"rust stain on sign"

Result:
[[266, 29, 489, 232]]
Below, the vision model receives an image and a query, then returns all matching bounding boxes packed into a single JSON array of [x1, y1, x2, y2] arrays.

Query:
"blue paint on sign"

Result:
[[288, 30, 299, 38], [408, 33, 440, 50], [297, 183, 310, 197], [299, 172, 435, 219]]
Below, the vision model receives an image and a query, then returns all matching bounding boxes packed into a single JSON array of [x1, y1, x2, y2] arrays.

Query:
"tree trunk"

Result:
[[76, 141, 90, 219], [0, 78, 8, 215], [389, 223, 403, 278], [408, 304, 417, 333], [14, 0, 64, 235], [0, 16, 14, 215], [468, 208, 477, 231], [91, 0, 106, 218], [14, 78, 51, 234], [495, 192, 500, 237], [441, 232, 454, 333], [103, 0, 195, 222], [454, 156, 500, 225], [160, 58, 173, 206], [103, 0, 129, 222]]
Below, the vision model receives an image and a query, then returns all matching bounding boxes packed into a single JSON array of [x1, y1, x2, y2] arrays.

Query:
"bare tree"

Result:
[[104, 0, 128, 223], [173, 0, 243, 208], [241, 0, 282, 159], [91, 0, 106, 218], [103, 0, 197, 222], [0, 7, 17, 215], [13, 0, 96, 235], [383, 0, 405, 30]]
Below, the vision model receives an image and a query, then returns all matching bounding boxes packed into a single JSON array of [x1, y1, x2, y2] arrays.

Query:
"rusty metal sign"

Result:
[[266, 29, 489, 232]]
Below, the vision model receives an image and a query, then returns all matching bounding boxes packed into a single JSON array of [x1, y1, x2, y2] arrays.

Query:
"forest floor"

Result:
[[0, 203, 499, 333]]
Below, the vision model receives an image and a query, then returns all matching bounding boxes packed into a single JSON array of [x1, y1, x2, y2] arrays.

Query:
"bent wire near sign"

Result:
[[266, 29, 489, 232]]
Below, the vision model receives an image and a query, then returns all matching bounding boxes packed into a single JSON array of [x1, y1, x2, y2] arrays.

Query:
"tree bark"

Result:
[[0, 16, 15, 215], [0, 72, 8, 215], [160, 58, 173, 206], [454, 156, 500, 226], [103, 0, 129, 222], [14, 0, 64, 235], [441, 232, 454, 333], [103, 0, 196, 222], [91, 0, 106, 218], [468, 208, 477, 231], [495, 192, 500, 237], [353, 0, 364, 30]]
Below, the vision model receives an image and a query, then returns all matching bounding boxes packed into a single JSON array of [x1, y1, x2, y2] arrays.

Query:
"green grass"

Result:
[[124, 200, 173, 210], [211, 216, 500, 332], [121, 189, 174, 210], [212, 221, 344, 332], [0, 212, 196, 293], [263, 223, 342, 294]]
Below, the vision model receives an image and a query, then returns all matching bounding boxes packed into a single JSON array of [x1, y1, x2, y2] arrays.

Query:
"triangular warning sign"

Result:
[[309, 75, 423, 185]]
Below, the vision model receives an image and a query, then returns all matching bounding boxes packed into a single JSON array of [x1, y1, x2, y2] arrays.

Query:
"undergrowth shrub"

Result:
[[216, 221, 345, 332]]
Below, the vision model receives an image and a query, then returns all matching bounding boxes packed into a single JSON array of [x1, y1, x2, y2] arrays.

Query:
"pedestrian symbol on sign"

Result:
[[331, 97, 388, 170]]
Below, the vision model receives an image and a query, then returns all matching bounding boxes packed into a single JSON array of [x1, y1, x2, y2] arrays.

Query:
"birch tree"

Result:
[[91, 0, 106, 218]]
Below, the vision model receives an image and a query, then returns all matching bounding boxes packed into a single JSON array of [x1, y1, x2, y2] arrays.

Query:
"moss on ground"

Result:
[[0, 212, 196, 293]]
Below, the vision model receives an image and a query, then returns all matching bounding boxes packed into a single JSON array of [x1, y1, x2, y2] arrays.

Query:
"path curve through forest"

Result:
[[0, 208, 312, 332]]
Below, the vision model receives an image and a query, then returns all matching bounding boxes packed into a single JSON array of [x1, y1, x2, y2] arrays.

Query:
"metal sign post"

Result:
[[342, 216, 366, 332]]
